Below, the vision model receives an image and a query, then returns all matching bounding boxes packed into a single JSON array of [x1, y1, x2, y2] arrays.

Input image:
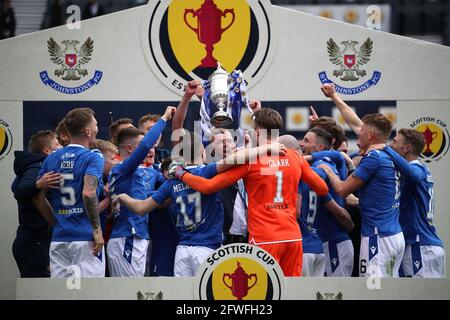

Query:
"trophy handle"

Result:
[[432, 131, 438, 139], [184, 9, 198, 33], [248, 274, 257, 290], [221, 9, 235, 33], [223, 274, 233, 290]]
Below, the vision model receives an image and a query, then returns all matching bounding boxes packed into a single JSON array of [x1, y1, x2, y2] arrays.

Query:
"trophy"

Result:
[[184, 0, 235, 68], [223, 261, 257, 300], [422, 126, 438, 157], [209, 63, 232, 127], [198, 63, 250, 145]]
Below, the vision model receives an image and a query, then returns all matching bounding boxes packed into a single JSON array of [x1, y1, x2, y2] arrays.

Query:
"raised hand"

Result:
[[309, 106, 319, 123], [162, 106, 177, 121], [168, 159, 187, 180], [184, 80, 204, 99], [249, 99, 262, 112], [320, 83, 336, 98]]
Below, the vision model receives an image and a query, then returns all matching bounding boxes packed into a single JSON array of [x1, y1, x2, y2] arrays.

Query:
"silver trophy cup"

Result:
[[209, 63, 232, 127]]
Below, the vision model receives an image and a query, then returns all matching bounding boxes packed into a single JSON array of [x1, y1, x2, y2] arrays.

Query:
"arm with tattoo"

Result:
[[83, 174, 104, 255], [83, 175, 101, 230]]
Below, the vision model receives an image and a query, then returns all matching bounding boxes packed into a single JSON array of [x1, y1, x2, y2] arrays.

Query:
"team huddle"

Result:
[[11, 81, 445, 279]]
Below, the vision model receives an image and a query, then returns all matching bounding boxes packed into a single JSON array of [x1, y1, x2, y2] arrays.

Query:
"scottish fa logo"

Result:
[[40, 37, 103, 94], [411, 117, 450, 163], [319, 37, 381, 95], [142, 0, 276, 95], [196, 244, 286, 300], [0, 119, 13, 162]]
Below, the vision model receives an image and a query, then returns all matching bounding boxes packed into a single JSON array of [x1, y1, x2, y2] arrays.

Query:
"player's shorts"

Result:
[[258, 240, 303, 277], [323, 239, 354, 277], [50, 241, 105, 278], [107, 236, 149, 277], [401, 243, 445, 278], [302, 253, 326, 277], [174, 245, 214, 277], [359, 232, 405, 278]]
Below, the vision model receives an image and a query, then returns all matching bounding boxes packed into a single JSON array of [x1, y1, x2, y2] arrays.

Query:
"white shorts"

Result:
[[402, 243, 446, 278], [323, 239, 354, 277], [50, 241, 105, 278], [360, 232, 405, 278], [174, 245, 215, 277], [302, 253, 326, 277], [107, 236, 149, 277]]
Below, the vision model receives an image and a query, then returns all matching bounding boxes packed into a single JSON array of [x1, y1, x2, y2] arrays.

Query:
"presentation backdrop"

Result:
[[0, 0, 449, 299], [0, 102, 23, 299]]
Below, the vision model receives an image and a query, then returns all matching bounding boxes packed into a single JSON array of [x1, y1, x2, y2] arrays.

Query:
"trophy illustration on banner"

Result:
[[223, 261, 258, 300], [422, 126, 438, 157], [184, 0, 235, 68]]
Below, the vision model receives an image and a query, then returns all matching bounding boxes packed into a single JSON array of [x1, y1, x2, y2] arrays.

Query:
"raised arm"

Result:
[[172, 80, 204, 138], [321, 83, 363, 135], [121, 106, 175, 175], [384, 146, 425, 183]]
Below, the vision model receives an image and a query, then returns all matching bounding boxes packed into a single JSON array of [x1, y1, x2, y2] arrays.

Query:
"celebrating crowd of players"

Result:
[[11, 81, 445, 279]]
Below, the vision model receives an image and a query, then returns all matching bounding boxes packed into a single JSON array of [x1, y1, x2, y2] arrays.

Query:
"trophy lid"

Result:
[[208, 62, 228, 81]]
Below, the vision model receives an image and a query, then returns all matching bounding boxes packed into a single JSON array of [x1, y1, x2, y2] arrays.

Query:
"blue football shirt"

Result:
[[39, 144, 104, 242]]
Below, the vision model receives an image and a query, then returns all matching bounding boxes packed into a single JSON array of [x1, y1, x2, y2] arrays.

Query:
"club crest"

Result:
[[327, 38, 373, 81], [47, 37, 93, 81], [40, 37, 103, 94], [319, 37, 381, 95]]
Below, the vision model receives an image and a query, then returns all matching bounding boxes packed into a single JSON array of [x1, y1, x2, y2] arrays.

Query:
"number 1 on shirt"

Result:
[[274, 171, 284, 203]]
